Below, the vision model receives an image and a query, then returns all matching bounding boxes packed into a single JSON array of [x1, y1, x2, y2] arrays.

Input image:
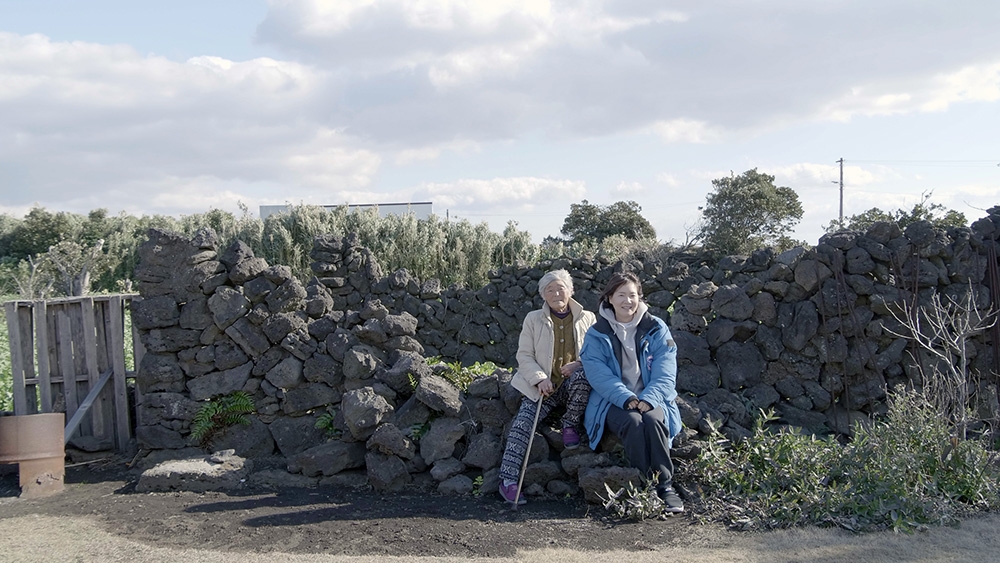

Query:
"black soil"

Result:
[[0, 458, 699, 558]]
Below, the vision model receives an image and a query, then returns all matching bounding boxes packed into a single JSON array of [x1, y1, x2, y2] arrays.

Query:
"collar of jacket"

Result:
[[541, 297, 586, 321]]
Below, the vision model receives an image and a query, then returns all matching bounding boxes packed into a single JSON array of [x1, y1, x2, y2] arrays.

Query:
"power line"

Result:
[[848, 159, 999, 167]]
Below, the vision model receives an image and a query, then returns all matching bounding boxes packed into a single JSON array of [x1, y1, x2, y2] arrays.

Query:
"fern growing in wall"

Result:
[[190, 391, 256, 446]]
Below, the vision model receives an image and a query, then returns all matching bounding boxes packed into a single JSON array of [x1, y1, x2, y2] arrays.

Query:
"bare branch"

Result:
[[883, 285, 998, 439]]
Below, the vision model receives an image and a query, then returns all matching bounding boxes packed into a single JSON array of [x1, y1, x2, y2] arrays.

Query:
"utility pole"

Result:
[[836, 158, 844, 226]]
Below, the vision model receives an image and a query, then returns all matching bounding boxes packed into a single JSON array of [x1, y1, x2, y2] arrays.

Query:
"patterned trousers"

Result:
[[498, 368, 591, 484]]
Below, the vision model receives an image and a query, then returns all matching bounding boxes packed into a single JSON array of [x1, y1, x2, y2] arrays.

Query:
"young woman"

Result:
[[498, 269, 596, 504], [581, 272, 684, 513]]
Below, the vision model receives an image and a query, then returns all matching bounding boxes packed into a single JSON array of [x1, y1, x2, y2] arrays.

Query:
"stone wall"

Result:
[[131, 207, 1000, 496]]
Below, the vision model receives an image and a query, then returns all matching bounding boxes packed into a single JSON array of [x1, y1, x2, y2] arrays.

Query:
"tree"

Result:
[[698, 169, 803, 255], [560, 200, 656, 244], [6, 206, 81, 260], [826, 192, 967, 233], [47, 239, 107, 296], [0, 213, 22, 260], [0, 256, 53, 299]]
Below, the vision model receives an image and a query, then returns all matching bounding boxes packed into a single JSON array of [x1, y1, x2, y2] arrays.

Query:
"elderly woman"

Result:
[[581, 271, 684, 513], [498, 269, 596, 504]]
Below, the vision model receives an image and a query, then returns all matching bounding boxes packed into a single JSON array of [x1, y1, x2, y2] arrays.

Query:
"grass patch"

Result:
[[427, 357, 500, 392]]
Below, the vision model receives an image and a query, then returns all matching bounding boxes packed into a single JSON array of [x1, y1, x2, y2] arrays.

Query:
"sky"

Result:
[[1, 0, 998, 245]]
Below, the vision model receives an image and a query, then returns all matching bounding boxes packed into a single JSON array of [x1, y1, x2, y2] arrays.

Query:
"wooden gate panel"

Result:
[[55, 306, 78, 416], [4, 296, 137, 451], [5, 302, 32, 415], [108, 296, 131, 448], [80, 298, 106, 438], [33, 300, 53, 412]]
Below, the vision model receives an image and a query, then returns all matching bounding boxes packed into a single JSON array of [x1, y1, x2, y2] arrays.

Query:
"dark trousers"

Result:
[[605, 404, 674, 486]]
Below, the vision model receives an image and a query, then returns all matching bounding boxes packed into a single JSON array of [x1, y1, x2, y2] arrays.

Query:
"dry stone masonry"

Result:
[[131, 207, 1000, 498]]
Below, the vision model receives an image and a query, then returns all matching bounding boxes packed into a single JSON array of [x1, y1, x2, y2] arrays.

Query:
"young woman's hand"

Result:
[[636, 400, 652, 414]]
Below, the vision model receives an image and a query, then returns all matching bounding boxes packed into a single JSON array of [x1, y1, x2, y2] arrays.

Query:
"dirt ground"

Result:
[[3, 459, 1000, 563]]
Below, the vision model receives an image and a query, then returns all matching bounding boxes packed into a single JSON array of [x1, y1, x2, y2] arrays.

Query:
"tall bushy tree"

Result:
[[0, 214, 23, 261], [698, 169, 803, 255], [560, 200, 656, 244], [5, 207, 82, 260]]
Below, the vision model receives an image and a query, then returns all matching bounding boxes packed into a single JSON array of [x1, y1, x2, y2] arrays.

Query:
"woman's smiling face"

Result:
[[609, 281, 640, 323]]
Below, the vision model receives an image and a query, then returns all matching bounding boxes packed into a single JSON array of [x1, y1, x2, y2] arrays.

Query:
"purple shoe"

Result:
[[562, 426, 581, 449], [499, 482, 527, 505]]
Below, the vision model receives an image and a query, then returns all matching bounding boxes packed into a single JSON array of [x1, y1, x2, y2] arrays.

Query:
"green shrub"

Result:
[[3, 204, 676, 295], [601, 474, 667, 521], [406, 422, 431, 442], [694, 389, 1000, 532], [314, 406, 341, 439], [427, 358, 499, 392]]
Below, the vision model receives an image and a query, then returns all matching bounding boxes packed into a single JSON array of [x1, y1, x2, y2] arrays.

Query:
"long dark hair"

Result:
[[598, 271, 642, 306]]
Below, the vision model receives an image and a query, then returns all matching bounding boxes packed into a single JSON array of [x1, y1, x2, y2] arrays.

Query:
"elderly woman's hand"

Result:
[[537, 379, 554, 397], [559, 360, 581, 377]]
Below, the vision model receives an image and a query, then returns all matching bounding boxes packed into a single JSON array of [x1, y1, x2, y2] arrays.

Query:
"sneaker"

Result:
[[499, 482, 527, 505], [562, 426, 581, 449], [657, 485, 684, 513]]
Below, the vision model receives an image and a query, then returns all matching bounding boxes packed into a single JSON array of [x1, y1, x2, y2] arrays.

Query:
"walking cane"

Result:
[[513, 394, 544, 510]]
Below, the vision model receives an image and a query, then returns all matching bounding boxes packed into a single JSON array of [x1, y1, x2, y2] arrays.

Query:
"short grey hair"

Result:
[[538, 269, 574, 295]]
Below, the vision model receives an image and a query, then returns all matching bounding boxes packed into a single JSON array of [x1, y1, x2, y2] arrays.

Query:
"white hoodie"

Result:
[[599, 301, 649, 396]]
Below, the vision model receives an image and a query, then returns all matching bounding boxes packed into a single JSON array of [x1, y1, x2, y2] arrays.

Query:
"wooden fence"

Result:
[[4, 295, 143, 450]]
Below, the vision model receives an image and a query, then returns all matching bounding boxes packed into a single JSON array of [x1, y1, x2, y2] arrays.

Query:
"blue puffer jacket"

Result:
[[581, 305, 682, 450]]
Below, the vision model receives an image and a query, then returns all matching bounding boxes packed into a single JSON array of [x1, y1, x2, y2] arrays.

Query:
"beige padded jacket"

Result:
[[511, 298, 596, 401]]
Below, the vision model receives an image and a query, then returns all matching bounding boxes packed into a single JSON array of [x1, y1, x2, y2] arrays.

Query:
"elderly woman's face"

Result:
[[542, 280, 572, 313]]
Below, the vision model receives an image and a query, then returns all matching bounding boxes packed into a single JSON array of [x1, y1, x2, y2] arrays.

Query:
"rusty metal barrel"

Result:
[[0, 413, 66, 498]]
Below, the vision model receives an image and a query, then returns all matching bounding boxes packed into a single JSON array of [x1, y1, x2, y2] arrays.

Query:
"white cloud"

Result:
[[820, 61, 1000, 121], [921, 61, 1000, 111], [769, 162, 887, 190], [259, 1, 1000, 142], [646, 119, 721, 144], [655, 173, 679, 187], [413, 176, 585, 208], [393, 139, 479, 164], [277, 0, 554, 35], [0, 32, 382, 213], [610, 181, 644, 196], [144, 178, 252, 213], [2, 1, 999, 237]]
